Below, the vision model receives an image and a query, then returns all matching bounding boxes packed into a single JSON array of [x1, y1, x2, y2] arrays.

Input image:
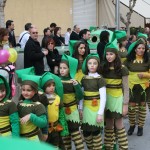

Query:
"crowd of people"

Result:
[[0, 20, 150, 150]]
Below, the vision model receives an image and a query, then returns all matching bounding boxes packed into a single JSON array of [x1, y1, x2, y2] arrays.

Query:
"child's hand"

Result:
[[122, 104, 128, 116], [96, 114, 103, 123], [20, 114, 31, 124], [137, 73, 144, 79], [70, 79, 78, 85], [42, 134, 48, 141]]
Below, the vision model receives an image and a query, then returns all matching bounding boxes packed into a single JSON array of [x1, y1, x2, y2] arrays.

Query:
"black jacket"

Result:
[[46, 49, 61, 73], [70, 31, 80, 40], [8, 31, 16, 47], [53, 35, 65, 46], [24, 37, 45, 75]]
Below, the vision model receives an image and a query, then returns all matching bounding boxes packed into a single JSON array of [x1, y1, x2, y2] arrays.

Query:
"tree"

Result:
[[120, 0, 137, 35], [0, 0, 7, 28], [112, 0, 137, 35]]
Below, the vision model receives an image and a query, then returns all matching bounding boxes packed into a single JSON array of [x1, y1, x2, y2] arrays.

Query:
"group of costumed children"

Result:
[[0, 30, 150, 150]]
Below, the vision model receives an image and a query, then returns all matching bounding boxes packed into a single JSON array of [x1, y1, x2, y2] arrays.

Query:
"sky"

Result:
[[120, 0, 150, 18]]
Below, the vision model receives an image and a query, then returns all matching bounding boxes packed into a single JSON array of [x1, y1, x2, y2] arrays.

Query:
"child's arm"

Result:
[[9, 112, 20, 137], [40, 107, 48, 140], [97, 86, 106, 115], [30, 114, 47, 128], [71, 79, 83, 101], [20, 104, 48, 128], [97, 86, 106, 123], [122, 75, 129, 116]]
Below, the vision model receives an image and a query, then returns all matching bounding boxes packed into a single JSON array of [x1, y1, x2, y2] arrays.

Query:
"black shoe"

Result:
[[127, 125, 135, 135], [137, 127, 143, 136]]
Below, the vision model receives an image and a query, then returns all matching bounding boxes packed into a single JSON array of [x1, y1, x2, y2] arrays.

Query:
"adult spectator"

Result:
[[6, 20, 16, 47], [18, 23, 32, 49], [41, 27, 51, 48], [49, 23, 57, 37], [65, 28, 71, 45], [0, 28, 9, 50], [70, 25, 80, 40], [53, 27, 65, 46], [24, 27, 48, 75], [125, 34, 136, 50], [97, 30, 110, 63], [43, 37, 61, 74], [79, 29, 90, 54], [144, 27, 150, 38]]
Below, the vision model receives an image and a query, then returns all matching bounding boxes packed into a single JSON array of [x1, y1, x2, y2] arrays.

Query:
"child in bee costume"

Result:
[[102, 41, 129, 150], [0, 75, 19, 137], [80, 53, 107, 150], [15, 73, 47, 141], [59, 54, 84, 150], [40, 72, 69, 148]]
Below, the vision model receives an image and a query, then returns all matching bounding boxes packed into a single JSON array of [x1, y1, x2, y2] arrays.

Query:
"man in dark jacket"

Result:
[[70, 25, 80, 40], [6, 20, 16, 47], [24, 27, 48, 75]]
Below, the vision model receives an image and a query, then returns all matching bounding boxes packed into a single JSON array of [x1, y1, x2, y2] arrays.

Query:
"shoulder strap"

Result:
[[19, 32, 28, 43]]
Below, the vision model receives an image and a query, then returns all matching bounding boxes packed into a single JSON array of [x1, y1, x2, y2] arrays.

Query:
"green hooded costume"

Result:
[[60, 54, 83, 128], [40, 72, 69, 137], [0, 75, 19, 137], [15, 73, 47, 140]]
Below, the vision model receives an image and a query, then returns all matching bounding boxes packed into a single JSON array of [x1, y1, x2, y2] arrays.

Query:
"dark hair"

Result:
[[60, 60, 69, 67], [0, 28, 9, 43], [100, 31, 110, 43], [45, 37, 55, 48], [43, 27, 50, 35], [6, 20, 13, 28], [119, 42, 123, 49], [73, 25, 78, 30], [127, 43, 148, 62], [50, 23, 57, 28], [84, 57, 101, 75], [24, 23, 32, 31], [129, 35, 136, 41], [147, 37, 150, 42], [43, 80, 55, 92], [103, 52, 122, 76], [73, 41, 88, 60], [67, 28, 71, 32], [54, 27, 61, 35], [79, 29, 90, 39], [0, 84, 6, 91]]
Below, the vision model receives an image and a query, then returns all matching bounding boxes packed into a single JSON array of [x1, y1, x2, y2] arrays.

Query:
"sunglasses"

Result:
[[32, 32, 38, 34], [48, 42, 54, 45]]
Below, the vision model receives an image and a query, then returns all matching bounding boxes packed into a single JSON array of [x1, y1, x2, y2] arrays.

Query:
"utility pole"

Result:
[[115, 0, 120, 30]]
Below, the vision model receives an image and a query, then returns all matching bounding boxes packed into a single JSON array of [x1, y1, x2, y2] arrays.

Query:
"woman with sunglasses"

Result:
[[44, 37, 61, 75]]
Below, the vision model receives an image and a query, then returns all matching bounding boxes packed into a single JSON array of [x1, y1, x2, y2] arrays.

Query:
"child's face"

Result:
[[87, 59, 98, 73], [59, 63, 69, 77], [0, 89, 6, 101], [21, 85, 36, 99], [45, 83, 55, 94], [106, 52, 116, 63]]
